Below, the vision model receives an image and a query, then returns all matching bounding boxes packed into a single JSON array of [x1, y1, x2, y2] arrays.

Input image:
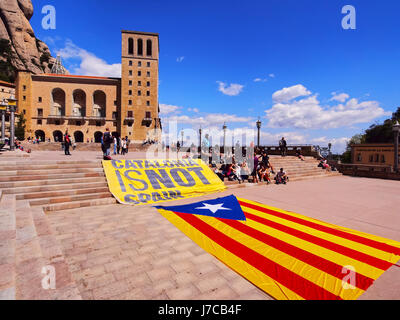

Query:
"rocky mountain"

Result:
[[0, 0, 56, 82]]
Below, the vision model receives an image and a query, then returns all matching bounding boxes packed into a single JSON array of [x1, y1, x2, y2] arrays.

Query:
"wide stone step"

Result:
[[0, 167, 104, 177], [0, 163, 102, 171], [16, 187, 110, 201], [0, 172, 105, 183], [0, 177, 106, 189], [43, 197, 117, 212], [0, 160, 100, 166], [2, 182, 108, 195], [29, 192, 113, 207]]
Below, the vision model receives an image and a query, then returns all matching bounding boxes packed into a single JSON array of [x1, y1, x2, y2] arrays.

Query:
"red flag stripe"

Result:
[[174, 212, 341, 300], [218, 218, 374, 291], [244, 211, 392, 271], [239, 200, 400, 256]]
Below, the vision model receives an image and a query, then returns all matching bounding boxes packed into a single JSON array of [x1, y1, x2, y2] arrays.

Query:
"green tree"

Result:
[[341, 134, 366, 163], [15, 112, 26, 141], [0, 39, 17, 83]]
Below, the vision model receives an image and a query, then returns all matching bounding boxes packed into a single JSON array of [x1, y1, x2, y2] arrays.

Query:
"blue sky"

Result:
[[30, 0, 400, 152]]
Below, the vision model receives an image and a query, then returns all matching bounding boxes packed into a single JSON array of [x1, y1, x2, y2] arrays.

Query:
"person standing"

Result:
[[125, 136, 130, 154], [121, 138, 127, 156], [102, 128, 112, 157], [113, 136, 117, 155], [279, 137, 287, 157], [64, 130, 72, 156]]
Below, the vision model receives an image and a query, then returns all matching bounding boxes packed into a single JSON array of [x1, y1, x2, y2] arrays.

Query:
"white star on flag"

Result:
[[195, 203, 232, 214]]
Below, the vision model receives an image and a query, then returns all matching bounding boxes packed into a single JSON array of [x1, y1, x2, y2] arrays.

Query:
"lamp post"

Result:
[[199, 127, 202, 156], [8, 96, 17, 151], [393, 121, 400, 172], [181, 130, 184, 148], [223, 122, 227, 150], [0, 99, 7, 140], [256, 118, 262, 148]]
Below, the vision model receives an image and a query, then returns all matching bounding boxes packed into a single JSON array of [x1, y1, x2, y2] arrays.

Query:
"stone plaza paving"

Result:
[[45, 175, 400, 300]]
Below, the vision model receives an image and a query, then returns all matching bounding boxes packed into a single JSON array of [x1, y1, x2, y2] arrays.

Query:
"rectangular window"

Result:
[[138, 81, 142, 87], [147, 81, 150, 87], [37, 108, 43, 117], [76, 121, 81, 126], [147, 71, 150, 77], [128, 100, 132, 105], [145, 111, 151, 118], [23, 96, 26, 101], [146, 91, 150, 97], [112, 112, 118, 119], [138, 61, 142, 67], [128, 90, 132, 95], [129, 70, 132, 76], [138, 71, 142, 76], [23, 85, 26, 91], [37, 120, 42, 125], [375, 154, 379, 163], [96, 121, 101, 127], [146, 101, 150, 106], [147, 62, 150, 67], [38, 97, 42, 103], [138, 90, 142, 96], [381, 155, 385, 163], [129, 80, 132, 86], [129, 60, 133, 66], [356, 153, 362, 162], [128, 111, 133, 118], [369, 155, 374, 163]]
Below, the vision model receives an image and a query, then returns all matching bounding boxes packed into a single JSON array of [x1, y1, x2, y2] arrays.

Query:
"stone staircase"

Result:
[[0, 160, 118, 300], [268, 156, 341, 182]]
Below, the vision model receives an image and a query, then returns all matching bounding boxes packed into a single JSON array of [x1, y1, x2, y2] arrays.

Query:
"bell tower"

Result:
[[120, 30, 160, 141]]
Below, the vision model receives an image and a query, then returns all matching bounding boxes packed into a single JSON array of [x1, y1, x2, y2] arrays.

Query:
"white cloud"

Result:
[[217, 81, 244, 96], [311, 136, 350, 153], [176, 56, 185, 63], [188, 107, 199, 113], [56, 40, 121, 77], [163, 113, 253, 127], [266, 85, 389, 129], [254, 78, 267, 83], [159, 104, 182, 115], [330, 92, 350, 103], [269, 74, 275, 78], [272, 84, 311, 103]]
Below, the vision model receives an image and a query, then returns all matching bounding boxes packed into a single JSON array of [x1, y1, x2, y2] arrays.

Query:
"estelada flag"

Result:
[[156, 196, 400, 300]]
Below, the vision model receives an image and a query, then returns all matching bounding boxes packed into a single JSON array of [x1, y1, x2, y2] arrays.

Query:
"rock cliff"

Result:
[[0, 0, 55, 81]]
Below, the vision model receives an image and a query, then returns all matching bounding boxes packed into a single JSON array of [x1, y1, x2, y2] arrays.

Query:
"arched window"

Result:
[[93, 90, 106, 118], [51, 88, 66, 116], [138, 39, 143, 56], [128, 38, 134, 55], [72, 89, 86, 117], [146, 39, 152, 56]]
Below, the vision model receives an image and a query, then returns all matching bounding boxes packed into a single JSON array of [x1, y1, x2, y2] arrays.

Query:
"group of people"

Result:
[[101, 128, 131, 159]]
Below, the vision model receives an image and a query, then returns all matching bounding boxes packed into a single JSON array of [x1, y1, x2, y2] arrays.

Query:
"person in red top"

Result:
[[64, 130, 72, 156]]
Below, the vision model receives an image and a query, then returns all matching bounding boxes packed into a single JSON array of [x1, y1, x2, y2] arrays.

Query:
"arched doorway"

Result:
[[94, 131, 103, 143], [74, 131, 84, 143], [35, 130, 45, 141], [53, 130, 63, 143]]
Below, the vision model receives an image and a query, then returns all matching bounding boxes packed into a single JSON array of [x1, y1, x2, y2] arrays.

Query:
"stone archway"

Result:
[[53, 130, 63, 143], [35, 130, 45, 141], [74, 131, 84, 143], [94, 131, 103, 143]]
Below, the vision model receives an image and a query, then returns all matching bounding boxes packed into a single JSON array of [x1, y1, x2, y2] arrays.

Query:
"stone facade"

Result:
[[15, 31, 161, 143], [351, 143, 400, 167]]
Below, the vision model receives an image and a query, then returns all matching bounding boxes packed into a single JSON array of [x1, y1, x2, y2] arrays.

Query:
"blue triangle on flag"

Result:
[[154, 195, 246, 221]]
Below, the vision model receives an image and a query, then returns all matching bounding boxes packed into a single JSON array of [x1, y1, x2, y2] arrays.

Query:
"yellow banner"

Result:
[[102, 159, 226, 205]]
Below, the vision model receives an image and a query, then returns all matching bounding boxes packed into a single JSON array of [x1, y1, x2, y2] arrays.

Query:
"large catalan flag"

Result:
[[156, 196, 400, 300]]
